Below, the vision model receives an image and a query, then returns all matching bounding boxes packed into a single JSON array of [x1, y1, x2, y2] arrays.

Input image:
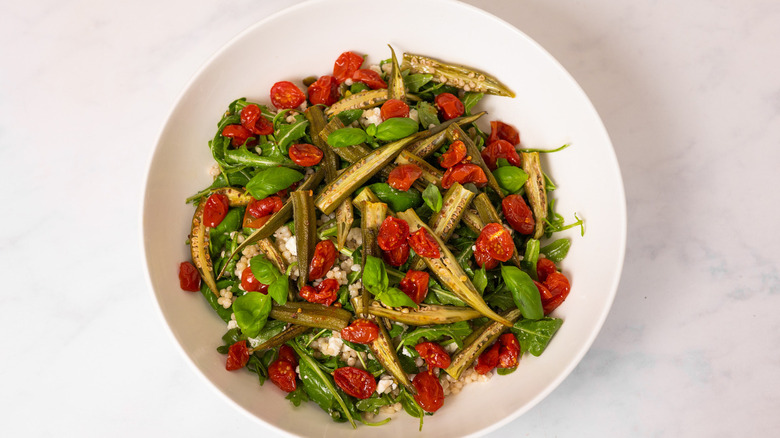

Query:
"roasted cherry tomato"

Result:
[[541, 272, 571, 314], [434, 92, 464, 120], [534, 280, 554, 301], [351, 69, 387, 89], [377, 216, 410, 251], [408, 228, 440, 258], [380, 99, 410, 120], [414, 341, 451, 369], [299, 278, 339, 306], [341, 319, 380, 344], [244, 196, 283, 228], [439, 140, 468, 168], [399, 270, 429, 304], [387, 164, 422, 191], [308, 240, 338, 280], [441, 163, 488, 189], [382, 241, 410, 267], [475, 341, 500, 374], [241, 266, 268, 294], [488, 120, 520, 146], [536, 258, 557, 283], [240, 104, 274, 136], [333, 51, 363, 84], [475, 223, 515, 262], [333, 367, 377, 399], [203, 193, 229, 228], [226, 340, 250, 371], [178, 261, 201, 292], [268, 358, 297, 392], [289, 143, 324, 167], [270, 81, 306, 109], [221, 124, 252, 147], [307, 75, 340, 106], [481, 139, 521, 171], [501, 194, 535, 235], [278, 345, 298, 367], [497, 333, 521, 369], [412, 370, 444, 412], [474, 244, 499, 270]]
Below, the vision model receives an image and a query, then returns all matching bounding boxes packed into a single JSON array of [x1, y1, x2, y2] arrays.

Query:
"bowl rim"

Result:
[[141, 0, 627, 435]]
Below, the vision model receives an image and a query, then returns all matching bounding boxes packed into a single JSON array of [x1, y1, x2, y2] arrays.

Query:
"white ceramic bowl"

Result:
[[142, 0, 626, 436]]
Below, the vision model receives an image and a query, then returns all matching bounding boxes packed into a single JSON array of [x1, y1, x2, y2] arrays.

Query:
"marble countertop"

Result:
[[2, 0, 778, 436]]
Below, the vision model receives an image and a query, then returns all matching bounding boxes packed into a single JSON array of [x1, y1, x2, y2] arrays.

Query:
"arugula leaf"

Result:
[[540, 238, 571, 263], [276, 119, 309, 152], [286, 386, 310, 407], [422, 184, 443, 213], [246, 167, 304, 200], [224, 146, 299, 168], [250, 319, 287, 346], [484, 286, 515, 311], [522, 239, 540, 279], [416, 101, 440, 128], [362, 255, 389, 296], [462, 92, 484, 115], [233, 292, 272, 338], [369, 183, 422, 212], [376, 287, 418, 308], [511, 317, 563, 356], [292, 341, 356, 428], [327, 127, 368, 148], [246, 352, 269, 385], [399, 321, 473, 349], [398, 388, 424, 431], [355, 394, 394, 412], [501, 265, 544, 320], [404, 73, 433, 93], [472, 266, 488, 294]]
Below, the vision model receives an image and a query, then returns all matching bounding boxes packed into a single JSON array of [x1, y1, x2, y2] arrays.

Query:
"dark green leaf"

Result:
[[327, 127, 368, 148], [233, 292, 272, 338], [286, 386, 310, 407], [497, 366, 517, 375], [369, 183, 422, 212], [404, 73, 433, 93], [224, 146, 300, 168], [249, 255, 282, 285], [540, 238, 571, 263], [511, 317, 563, 356], [199, 282, 233, 322], [276, 119, 309, 152], [246, 167, 304, 199], [246, 353, 268, 385], [416, 101, 440, 128], [399, 321, 472, 349], [251, 319, 287, 345], [473, 266, 488, 294], [398, 346, 421, 374], [484, 286, 515, 311], [268, 276, 289, 306], [355, 394, 394, 412], [362, 255, 389, 296], [493, 166, 529, 194], [422, 184, 443, 213], [376, 287, 418, 308], [350, 82, 370, 94], [375, 117, 419, 141], [398, 388, 424, 431], [501, 265, 544, 320], [337, 109, 364, 126], [462, 92, 484, 115]]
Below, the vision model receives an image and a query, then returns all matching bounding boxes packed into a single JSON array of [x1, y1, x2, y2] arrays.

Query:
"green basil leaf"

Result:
[[365, 124, 377, 137], [374, 117, 419, 141], [493, 166, 529, 194], [497, 366, 517, 375], [249, 255, 282, 285], [522, 239, 540, 279], [199, 282, 233, 322], [540, 238, 571, 263], [376, 287, 419, 308], [404, 74, 433, 93], [501, 265, 544, 320], [276, 119, 309, 152], [327, 127, 368, 148], [422, 184, 443, 213], [369, 182, 422, 212], [350, 82, 370, 94], [416, 101, 440, 128], [511, 317, 563, 356], [233, 292, 272, 338], [462, 92, 484, 115], [337, 109, 364, 126], [246, 167, 304, 199], [399, 321, 472, 349], [473, 266, 488, 294], [363, 255, 389, 295], [268, 276, 289, 306]]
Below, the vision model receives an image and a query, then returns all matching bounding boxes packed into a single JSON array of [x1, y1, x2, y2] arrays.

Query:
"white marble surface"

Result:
[[1, 0, 778, 436]]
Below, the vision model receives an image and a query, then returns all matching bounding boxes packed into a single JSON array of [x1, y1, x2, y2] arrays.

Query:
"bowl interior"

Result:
[[143, 0, 626, 436]]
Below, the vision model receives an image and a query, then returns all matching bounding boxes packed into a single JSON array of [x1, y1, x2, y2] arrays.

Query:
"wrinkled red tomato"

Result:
[[270, 81, 306, 109], [534, 280, 553, 301], [541, 272, 571, 314], [289, 143, 324, 167], [414, 341, 451, 369], [203, 193, 229, 228], [333, 367, 377, 399], [399, 270, 429, 304], [475, 341, 500, 374], [488, 120, 520, 146], [408, 228, 440, 258], [308, 240, 338, 280], [240, 104, 274, 136], [241, 266, 268, 294], [244, 196, 283, 228], [501, 194, 535, 235], [221, 124, 253, 147], [439, 140, 468, 168], [382, 241, 410, 267], [352, 69, 387, 89], [474, 244, 499, 270], [475, 223, 515, 262], [178, 261, 201, 292], [434, 92, 464, 120], [412, 370, 444, 412], [481, 139, 521, 171], [269, 359, 297, 392], [307, 75, 340, 106], [380, 99, 410, 120], [536, 258, 557, 283], [333, 51, 363, 84], [441, 163, 488, 189], [497, 333, 520, 369], [387, 164, 422, 191], [278, 345, 298, 367], [226, 340, 250, 371], [299, 278, 339, 306], [341, 319, 380, 344], [377, 217, 410, 251]]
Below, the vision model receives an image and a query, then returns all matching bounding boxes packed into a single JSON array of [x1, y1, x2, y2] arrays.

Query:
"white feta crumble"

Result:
[[285, 236, 297, 256]]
